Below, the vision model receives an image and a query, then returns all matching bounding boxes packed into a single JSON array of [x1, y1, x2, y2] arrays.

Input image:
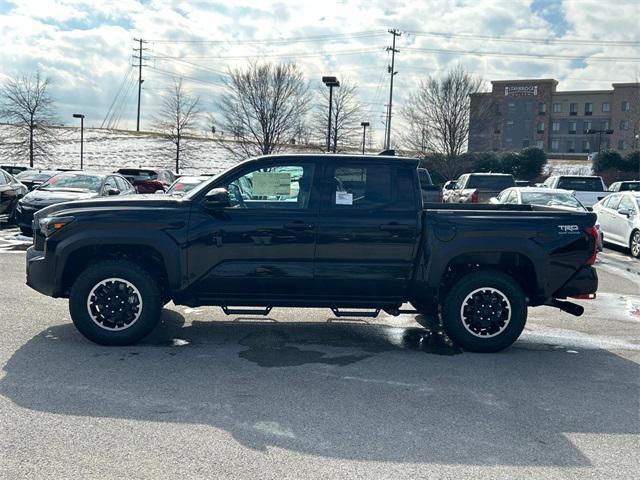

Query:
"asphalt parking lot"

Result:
[[0, 226, 638, 479]]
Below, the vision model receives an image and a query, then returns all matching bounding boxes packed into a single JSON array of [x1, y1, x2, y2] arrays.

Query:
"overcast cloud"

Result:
[[0, 0, 638, 139]]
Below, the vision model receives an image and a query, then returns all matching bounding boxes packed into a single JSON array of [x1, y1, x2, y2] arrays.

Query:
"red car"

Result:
[[116, 168, 175, 193]]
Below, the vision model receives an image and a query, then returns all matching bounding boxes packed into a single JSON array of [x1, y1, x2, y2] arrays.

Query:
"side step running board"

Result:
[[221, 306, 273, 316], [331, 308, 380, 318]]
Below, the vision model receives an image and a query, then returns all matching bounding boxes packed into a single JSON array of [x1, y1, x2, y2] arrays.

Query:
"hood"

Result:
[[22, 189, 98, 207], [34, 194, 188, 221]]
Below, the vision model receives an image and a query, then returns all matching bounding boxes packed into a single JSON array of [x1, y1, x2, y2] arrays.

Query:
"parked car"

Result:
[[1, 165, 31, 176], [592, 192, 640, 258], [444, 173, 515, 204], [116, 168, 175, 193], [608, 181, 640, 192], [165, 175, 210, 196], [14, 170, 58, 191], [417, 167, 441, 203], [0, 168, 28, 224], [26, 154, 598, 352], [491, 187, 603, 251], [15, 171, 135, 235], [541, 175, 607, 207]]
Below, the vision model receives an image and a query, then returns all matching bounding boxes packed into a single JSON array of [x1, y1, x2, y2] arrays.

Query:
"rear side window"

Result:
[[620, 182, 640, 191], [115, 176, 130, 192], [466, 175, 515, 190], [330, 164, 414, 210], [556, 177, 604, 192]]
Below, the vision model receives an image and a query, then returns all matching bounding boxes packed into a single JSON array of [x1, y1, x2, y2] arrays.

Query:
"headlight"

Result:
[[39, 216, 75, 237]]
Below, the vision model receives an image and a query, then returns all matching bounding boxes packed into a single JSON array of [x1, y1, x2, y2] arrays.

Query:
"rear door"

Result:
[[314, 161, 420, 299]]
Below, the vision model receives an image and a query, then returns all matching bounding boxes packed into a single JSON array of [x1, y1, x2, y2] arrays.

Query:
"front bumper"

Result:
[[553, 265, 598, 298], [26, 246, 58, 297]]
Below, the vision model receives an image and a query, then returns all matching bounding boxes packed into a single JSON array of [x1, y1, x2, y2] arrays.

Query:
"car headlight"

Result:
[[38, 216, 75, 237]]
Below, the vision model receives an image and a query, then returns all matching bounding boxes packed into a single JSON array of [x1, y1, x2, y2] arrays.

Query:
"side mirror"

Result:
[[205, 188, 231, 209], [617, 208, 631, 217], [489, 197, 500, 204], [106, 188, 120, 196]]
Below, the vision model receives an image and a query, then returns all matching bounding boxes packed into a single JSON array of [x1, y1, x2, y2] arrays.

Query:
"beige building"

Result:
[[469, 79, 640, 157]]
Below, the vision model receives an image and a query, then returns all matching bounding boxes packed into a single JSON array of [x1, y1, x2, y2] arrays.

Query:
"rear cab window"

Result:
[[466, 175, 515, 190], [556, 177, 604, 192]]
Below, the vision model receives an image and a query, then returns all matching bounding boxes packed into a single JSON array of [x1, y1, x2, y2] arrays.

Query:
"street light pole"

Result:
[[322, 76, 340, 153], [73, 113, 85, 170], [360, 121, 369, 154]]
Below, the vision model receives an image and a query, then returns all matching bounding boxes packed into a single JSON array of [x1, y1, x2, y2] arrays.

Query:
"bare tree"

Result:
[[313, 80, 363, 152], [0, 72, 57, 167], [401, 66, 490, 178], [214, 61, 310, 159], [153, 78, 201, 174]]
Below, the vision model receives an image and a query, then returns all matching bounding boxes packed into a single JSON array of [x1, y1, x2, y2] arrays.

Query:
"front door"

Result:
[[314, 161, 420, 300], [187, 161, 318, 303]]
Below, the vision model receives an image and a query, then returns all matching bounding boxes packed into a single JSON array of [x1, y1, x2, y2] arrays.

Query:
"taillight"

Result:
[[471, 191, 478, 203], [585, 226, 599, 265]]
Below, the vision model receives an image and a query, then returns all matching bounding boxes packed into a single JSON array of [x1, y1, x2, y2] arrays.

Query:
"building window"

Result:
[[583, 121, 592, 134], [602, 102, 610, 112], [621, 101, 630, 111], [522, 139, 530, 148], [535, 140, 544, 149], [494, 123, 501, 134], [568, 121, 577, 134], [584, 103, 593, 115], [602, 119, 610, 130], [618, 140, 626, 150], [620, 120, 629, 130], [494, 103, 502, 115], [552, 103, 561, 113], [582, 140, 591, 153], [551, 139, 559, 151], [538, 102, 546, 115], [552, 121, 560, 132], [507, 103, 516, 113], [505, 120, 514, 129], [537, 121, 545, 133], [569, 103, 578, 115], [567, 140, 575, 153]]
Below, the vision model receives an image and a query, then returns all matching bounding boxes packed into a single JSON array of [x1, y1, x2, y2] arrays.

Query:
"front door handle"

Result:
[[284, 221, 314, 230], [379, 223, 412, 232]]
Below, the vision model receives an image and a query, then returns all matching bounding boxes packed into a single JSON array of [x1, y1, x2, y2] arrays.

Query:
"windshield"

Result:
[[16, 171, 54, 182], [521, 192, 584, 210], [556, 177, 604, 192], [466, 175, 514, 190], [39, 173, 103, 192], [118, 169, 158, 180], [620, 182, 640, 191]]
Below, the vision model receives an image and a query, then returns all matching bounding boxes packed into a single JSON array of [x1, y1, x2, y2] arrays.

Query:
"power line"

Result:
[[149, 47, 382, 60], [403, 46, 639, 62], [147, 30, 385, 45], [406, 30, 640, 47], [147, 66, 225, 87]]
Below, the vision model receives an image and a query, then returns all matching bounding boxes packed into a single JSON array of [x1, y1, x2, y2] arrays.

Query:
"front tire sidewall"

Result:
[[442, 271, 527, 353], [69, 261, 162, 345]]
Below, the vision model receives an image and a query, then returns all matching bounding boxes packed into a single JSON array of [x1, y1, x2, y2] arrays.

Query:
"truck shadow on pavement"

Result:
[[1, 308, 638, 467]]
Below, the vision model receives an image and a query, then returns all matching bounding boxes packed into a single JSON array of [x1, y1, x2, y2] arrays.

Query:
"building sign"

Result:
[[505, 85, 538, 96]]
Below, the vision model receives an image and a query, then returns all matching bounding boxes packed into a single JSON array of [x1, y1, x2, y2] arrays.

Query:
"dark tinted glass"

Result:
[[466, 175, 515, 190], [556, 177, 604, 191], [619, 182, 640, 191]]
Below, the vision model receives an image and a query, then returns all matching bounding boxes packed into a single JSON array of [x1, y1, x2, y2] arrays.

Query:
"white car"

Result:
[[492, 187, 604, 251], [592, 192, 640, 258], [541, 175, 608, 208]]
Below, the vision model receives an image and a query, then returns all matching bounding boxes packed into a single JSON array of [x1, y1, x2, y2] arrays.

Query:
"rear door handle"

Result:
[[379, 223, 412, 232], [284, 221, 314, 230]]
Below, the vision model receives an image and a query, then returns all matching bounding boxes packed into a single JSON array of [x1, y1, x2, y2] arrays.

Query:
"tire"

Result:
[[19, 226, 32, 236], [441, 270, 527, 353], [69, 260, 162, 345], [631, 230, 640, 259]]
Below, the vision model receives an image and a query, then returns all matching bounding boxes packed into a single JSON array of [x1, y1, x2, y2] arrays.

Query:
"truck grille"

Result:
[[34, 231, 45, 251]]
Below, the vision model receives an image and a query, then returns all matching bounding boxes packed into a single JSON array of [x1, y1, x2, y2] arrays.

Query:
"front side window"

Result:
[[619, 195, 636, 214], [225, 164, 315, 209], [103, 177, 118, 193]]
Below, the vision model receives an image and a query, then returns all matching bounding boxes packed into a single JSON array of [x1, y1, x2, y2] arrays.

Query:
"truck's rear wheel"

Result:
[[69, 260, 162, 345], [441, 270, 527, 353]]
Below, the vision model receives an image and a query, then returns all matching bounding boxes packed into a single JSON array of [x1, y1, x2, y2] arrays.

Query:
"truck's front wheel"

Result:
[[69, 260, 162, 345], [441, 271, 527, 353]]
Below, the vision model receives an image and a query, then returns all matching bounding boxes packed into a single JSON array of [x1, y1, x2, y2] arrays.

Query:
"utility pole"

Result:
[[133, 38, 148, 132], [385, 28, 401, 150]]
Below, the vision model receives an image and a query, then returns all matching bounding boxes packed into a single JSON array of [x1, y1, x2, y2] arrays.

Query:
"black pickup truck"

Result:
[[26, 154, 599, 352]]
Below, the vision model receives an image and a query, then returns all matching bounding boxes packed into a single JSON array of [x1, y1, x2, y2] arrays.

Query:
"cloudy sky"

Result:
[[0, 0, 638, 141]]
